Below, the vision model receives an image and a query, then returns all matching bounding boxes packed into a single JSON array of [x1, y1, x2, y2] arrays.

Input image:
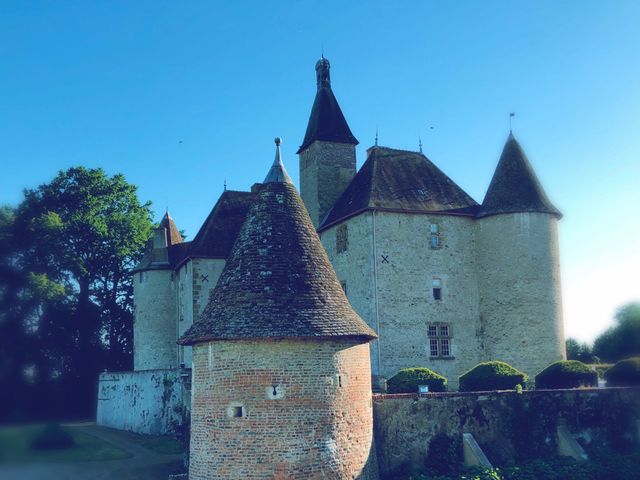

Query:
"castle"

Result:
[[131, 57, 566, 389]]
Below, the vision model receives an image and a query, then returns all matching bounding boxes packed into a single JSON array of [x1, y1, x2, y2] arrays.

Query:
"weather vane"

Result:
[[509, 112, 515, 132]]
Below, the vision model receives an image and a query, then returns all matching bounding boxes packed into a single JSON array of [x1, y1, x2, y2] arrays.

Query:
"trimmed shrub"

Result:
[[458, 361, 527, 392], [387, 367, 447, 393], [605, 357, 640, 387], [535, 360, 597, 389], [29, 422, 75, 450]]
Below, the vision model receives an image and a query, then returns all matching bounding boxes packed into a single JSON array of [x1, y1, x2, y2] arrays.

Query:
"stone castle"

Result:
[[131, 57, 565, 389]]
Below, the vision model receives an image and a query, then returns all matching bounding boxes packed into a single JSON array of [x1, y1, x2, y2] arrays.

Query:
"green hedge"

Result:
[[535, 360, 597, 389], [458, 361, 527, 392], [605, 357, 640, 387], [387, 367, 447, 393]]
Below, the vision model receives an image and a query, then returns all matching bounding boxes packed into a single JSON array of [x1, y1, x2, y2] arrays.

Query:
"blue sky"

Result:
[[2, 1, 639, 342]]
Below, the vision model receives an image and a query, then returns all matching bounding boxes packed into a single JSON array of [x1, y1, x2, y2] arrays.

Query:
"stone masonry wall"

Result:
[[373, 388, 640, 478], [96, 368, 190, 435], [476, 213, 565, 378], [322, 211, 482, 388], [300, 141, 356, 227], [189, 340, 379, 480], [177, 258, 225, 367], [133, 269, 178, 370]]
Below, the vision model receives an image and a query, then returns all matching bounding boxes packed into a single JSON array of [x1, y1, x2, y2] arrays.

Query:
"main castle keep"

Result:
[[131, 56, 565, 388], [97, 57, 566, 455]]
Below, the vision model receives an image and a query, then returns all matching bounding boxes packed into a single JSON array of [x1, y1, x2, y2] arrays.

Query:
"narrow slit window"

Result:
[[340, 281, 347, 295], [336, 224, 348, 253], [429, 223, 441, 249]]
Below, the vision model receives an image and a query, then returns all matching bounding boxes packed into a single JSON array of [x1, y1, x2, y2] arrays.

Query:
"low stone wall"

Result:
[[97, 368, 191, 435], [373, 387, 640, 478]]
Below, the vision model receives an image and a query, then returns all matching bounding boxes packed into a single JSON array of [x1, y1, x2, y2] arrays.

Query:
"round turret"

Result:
[[179, 140, 379, 479]]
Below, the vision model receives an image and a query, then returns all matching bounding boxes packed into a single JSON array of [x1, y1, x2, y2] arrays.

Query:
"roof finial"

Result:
[[509, 112, 515, 133], [315, 55, 331, 90], [223, 178, 227, 191], [418, 137, 423, 153], [264, 137, 293, 184], [375, 126, 379, 147]]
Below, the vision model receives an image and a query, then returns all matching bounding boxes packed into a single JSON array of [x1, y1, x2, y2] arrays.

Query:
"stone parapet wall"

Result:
[[373, 387, 640, 478], [97, 368, 191, 435]]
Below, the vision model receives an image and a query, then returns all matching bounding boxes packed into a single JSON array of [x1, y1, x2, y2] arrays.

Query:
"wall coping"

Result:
[[372, 386, 639, 401]]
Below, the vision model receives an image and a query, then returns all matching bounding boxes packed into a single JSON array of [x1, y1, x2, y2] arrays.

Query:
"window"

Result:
[[429, 223, 441, 249], [231, 406, 244, 418], [336, 224, 348, 253], [340, 281, 347, 295], [428, 322, 452, 358], [432, 278, 442, 301]]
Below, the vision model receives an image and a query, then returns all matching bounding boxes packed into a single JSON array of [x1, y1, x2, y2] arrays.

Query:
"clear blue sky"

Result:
[[2, 1, 639, 342]]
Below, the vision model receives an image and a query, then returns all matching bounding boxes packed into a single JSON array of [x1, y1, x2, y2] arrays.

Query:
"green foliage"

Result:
[[29, 423, 75, 450], [459, 361, 527, 392], [0, 167, 153, 421], [424, 433, 462, 476], [535, 360, 598, 389], [604, 357, 640, 387], [565, 338, 596, 363], [593, 303, 640, 362], [387, 368, 447, 393]]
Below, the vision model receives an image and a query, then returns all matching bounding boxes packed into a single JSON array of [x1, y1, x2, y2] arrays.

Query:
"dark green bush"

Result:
[[387, 367, 447, 393], [424, 433, 462, 476], [458, 361, 527, 392], [29, 422, 75, 450], [535, 360, 597, 389], [605, 357, 640, 387]]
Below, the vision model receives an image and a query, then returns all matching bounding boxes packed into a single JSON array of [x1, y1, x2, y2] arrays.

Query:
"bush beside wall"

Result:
[[535, 360, 597, 389], [459, 361, 527, 392], [605, 357, 640, 387], [387, 368, 447, 394]]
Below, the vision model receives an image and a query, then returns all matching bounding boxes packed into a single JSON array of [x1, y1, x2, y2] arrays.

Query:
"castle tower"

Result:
[[179, 139, 379, 480], [476, 133, 565, 378], [298, 57, 358, 227], [132, 212, 182, 370]]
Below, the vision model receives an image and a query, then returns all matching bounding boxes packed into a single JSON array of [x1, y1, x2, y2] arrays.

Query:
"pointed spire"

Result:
[[478, 133, 561, 218], [159, 210, 184, 245], [418, 137, 423, 153], [297, 57, 358, 153], [375, 126, 379, 146], [263, 137, 293, 184]]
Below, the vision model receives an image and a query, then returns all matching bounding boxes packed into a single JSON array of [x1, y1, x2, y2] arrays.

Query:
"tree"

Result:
[[565, 338, 595, 363], [1, 167, 152, 420], [593, 303, 640, 363]]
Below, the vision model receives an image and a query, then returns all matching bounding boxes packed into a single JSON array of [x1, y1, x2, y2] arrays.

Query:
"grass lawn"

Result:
[[0, 424, 132, 465], [119, 430, 182, 455]]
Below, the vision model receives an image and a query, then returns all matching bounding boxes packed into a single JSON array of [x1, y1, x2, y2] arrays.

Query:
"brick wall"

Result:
[[189, 339, 379, 480]]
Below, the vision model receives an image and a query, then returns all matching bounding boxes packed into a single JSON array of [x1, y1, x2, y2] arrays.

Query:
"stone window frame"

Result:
[[336, 224, 349, 254], [429, 223, 442, 250], [428, 322, 453, 359], [432, 277, 443, 301]]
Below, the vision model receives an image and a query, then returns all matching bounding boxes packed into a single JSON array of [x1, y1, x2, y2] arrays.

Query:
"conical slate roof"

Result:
[[319, 146, 479, 230], [297, 57, 358, 153], [179, 140, 377, 345], [478, 134, 561, 218], [160, 211, 183, 246]]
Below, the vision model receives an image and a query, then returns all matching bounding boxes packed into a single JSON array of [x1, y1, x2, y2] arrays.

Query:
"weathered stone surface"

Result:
[[189, 340, 379, 480], [97, 368, 190, 435], [372, 387, 640, 476]]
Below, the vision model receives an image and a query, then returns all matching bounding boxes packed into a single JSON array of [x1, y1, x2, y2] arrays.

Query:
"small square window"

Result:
[[429, 338, 439, 357], [439, 325, 449, 337], [428, 325, 438, 337], [231, 406, 243, 418], [432, 278, 442, 300], [430, 223, 439, 234]]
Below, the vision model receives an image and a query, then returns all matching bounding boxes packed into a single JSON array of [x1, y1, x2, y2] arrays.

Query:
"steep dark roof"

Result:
[[160, 212, 184, 246], [185, 190, 257, 261], [297, 57, 358, 153], [179, 145, 377, 345], [478, 134, 561, 218], [319, 146, 479, 230]]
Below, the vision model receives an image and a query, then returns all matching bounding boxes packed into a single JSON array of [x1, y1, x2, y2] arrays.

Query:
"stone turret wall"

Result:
[[133, 269, 178, 370], [189, 340, 379, 480], [476, 212, 565, 378], [299, 141, 356, 227], [322, 211, 482, 388]]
